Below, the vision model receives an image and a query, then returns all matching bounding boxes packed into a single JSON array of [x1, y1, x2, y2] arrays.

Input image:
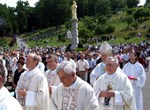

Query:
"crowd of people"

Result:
[[0, 40, 149, 110]]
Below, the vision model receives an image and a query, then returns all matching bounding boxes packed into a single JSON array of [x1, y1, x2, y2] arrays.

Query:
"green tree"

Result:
[[126, 0, 139, 8], [80, 16, 96, 31], [35, 0, 70, 29], [131, 21, 139, 29], [105, 25, 115, 34], [88, 0, 97, 16], [95, 0, 112, 16], [0, 4, 18, 35], [76, 0, 89, 18], [79, 27, 93, 43], [126, 8, 137, 15], [134, 7, 150, 21], [15, 1, 30, 33], [98, 15, 108, 24], [27, 7, 40, 31], [65, 21, 71, 30], [145, 0, 150, 6], [95, 24, 106, 35], [125, 16, 134, 28], [111, 0, 124, 13], [6, 7, 18, 34]]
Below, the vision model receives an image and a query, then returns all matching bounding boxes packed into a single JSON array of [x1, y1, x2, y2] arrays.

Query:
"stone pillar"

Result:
[[70, 18, 79, 50]]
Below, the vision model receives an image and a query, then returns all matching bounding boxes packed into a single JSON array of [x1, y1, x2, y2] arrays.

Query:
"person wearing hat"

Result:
[[90, 41, 112, 86], [93, 56, 137, 110]]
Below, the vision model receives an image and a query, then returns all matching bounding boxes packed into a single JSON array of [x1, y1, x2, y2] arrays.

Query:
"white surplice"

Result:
[[16, 67, 49, 110], [36, 62, 45, 73], [90, 62, 106, 86], [45, 69, 60, 86], [93, 71, 137, 110], [50, 77, 99, 110], [45, 69, 61, 93], [0, 86, 22, 110], [122, 62, 146, 110]]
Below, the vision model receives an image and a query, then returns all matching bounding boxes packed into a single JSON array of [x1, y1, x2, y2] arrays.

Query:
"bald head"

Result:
[[26, 53, 39, 70]]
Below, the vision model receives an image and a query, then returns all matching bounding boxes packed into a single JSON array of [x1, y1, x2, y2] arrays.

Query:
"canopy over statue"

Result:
[[71, 1, 77, 19]]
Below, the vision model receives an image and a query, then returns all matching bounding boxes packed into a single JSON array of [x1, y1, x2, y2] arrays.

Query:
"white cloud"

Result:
[[0, 0, 39, 7], [138, 0, 146, 6]]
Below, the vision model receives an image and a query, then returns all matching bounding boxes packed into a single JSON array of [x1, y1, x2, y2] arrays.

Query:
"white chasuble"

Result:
[[0, 87, 22, 110], [45, 69, 60, 86], [99, 97, 114, 110], [61, 86, 79, 109], [98, 74, 117, 110], [16, 67, 49, 110], [94, 71, 137, 110], [16, 69, 37, 106], [50, 77, 99, 110]]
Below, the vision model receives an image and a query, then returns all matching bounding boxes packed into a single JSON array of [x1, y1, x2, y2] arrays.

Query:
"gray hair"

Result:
[[107, 56, 119, 65], [56, 61, 76, 74]]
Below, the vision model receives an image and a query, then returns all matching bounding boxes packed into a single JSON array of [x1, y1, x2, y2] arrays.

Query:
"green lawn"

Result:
[[2, 12, 150, 50]]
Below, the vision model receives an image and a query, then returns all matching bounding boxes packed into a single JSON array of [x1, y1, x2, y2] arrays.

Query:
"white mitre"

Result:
[[99, 41, 112, 55]]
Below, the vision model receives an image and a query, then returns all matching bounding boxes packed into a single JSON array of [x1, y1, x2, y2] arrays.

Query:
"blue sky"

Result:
[[0, 0, 146, 7]]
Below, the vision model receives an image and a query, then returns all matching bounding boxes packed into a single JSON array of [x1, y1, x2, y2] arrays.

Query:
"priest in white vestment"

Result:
[[93, 56, 137, 110], [36, 55, 45, 73], [45, 55, 61, 96], [122, 50, 146, 110], [90, 41, 112, 86], [0, 61, 22, 110], [50, 61, 99, 110], [16, 53, 49, 110]]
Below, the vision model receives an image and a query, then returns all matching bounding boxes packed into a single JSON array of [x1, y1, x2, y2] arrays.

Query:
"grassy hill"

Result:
[[0, 11, 149, 50]]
